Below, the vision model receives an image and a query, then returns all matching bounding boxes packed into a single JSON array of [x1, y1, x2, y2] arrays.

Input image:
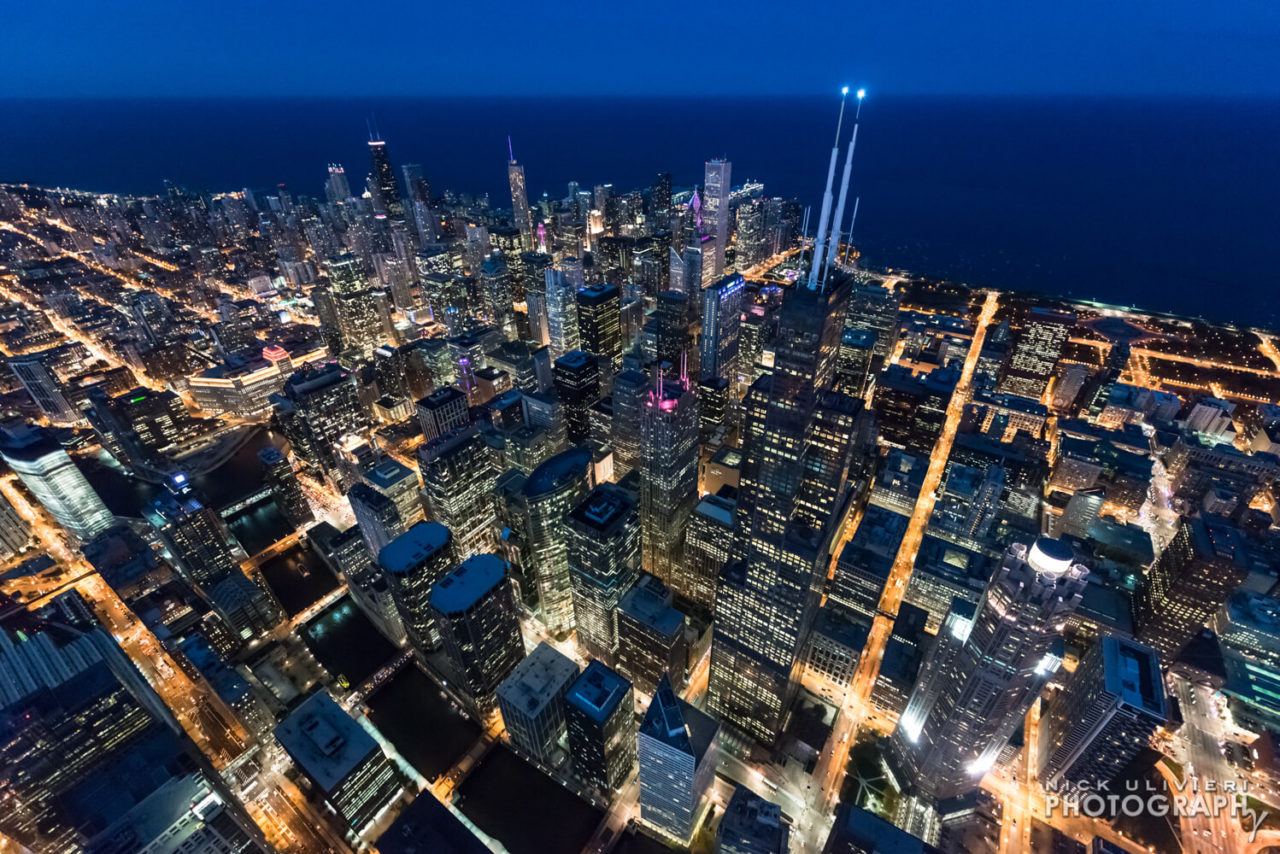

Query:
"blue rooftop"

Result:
[[378, 521, 452, 576], [430, 554, 508, 614], [524, 446, 591, 498], [566, 660, 632, 724]]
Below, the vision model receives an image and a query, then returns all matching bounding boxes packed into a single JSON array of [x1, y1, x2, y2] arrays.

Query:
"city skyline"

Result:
[[2, 19, 1280, 854]]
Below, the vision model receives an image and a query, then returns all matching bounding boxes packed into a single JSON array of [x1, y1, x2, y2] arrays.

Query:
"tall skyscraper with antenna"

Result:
[[708, 236, 865, 742], [367, 125, 402, 220], [806, 87, 863, 291], [508, 138, 534, 251]]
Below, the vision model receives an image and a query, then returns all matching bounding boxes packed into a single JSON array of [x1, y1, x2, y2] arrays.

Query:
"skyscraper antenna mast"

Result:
[[843, 196, 861, 265], [806, 86, 848, 291], [825, 87, 866, 284], [798, 205, 812, 270], [508, 135, 515, 162]]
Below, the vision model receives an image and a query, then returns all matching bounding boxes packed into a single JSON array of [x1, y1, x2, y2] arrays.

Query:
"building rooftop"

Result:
[[524, 446, 591, 498], [813, 608, 872, 651], [568, 484, 634, 535], [692, 493, 735, 528], [378, 522, 452, 576], [720, 785, 788, 853], [0, 621, 108, 710], [566, 660, 632, 725], [618, 575, 684, 639], [496, 641, 578, 718], [640, 674, 718, 764], [420, 385, 466, 409], [1103, 636, 1167, 719], [274, 690, 380, 794], [829, 802, 939, 853], [92, 771, 231, 853], [554, 349, 594, 371], [377, 786, 490, 854], [430, 553, 509, 615], [365, 458, 416, 492]]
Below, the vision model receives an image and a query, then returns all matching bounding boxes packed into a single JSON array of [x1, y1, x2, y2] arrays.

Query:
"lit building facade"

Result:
[[892, 537, 1088, 802]]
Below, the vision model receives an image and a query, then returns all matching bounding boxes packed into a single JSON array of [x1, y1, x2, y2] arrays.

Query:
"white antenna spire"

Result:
[[826, 88, 865, 282], [806, 87, 848, 290], [843, 196, 861, 265], [797, 205, 812, 269]]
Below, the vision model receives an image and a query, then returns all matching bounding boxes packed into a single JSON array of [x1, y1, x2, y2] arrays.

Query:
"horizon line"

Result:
[[2, 91, 1279, 102]]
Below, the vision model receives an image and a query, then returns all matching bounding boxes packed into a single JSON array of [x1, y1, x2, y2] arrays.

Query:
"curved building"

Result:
[[521, 446, 592, 636], [0, 423, 113, 542], [430, 553, 526, 717], [378, 521, 455, 654], [893, 536, 1088, 804]]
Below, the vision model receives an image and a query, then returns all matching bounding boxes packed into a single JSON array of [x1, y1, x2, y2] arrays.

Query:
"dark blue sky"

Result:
[[3, 0, 1279, 98]]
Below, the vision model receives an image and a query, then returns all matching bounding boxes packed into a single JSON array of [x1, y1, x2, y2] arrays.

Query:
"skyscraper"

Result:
[[0, 617, 260, 852], [430, 553, 527, 718], [650, 172, 673, 225], [367, 134, 403, 220], [670, 245, 703, 302], [326, 163, 352, 204], [683, 492, 734, 612], [639, 373, 699, 595], [701, 159, 732, 283], [734, 199, 768, 269], [576, 284, 623, 373], [272, 361, 366, 475], [653, 290, 692, 368], [274, 690, 407, 837], [496, 641, 579, 765], [418, 424, 501, 560], [617, 573, 688, 696], [508, 142, 534, 250], [1038, 635, 1167, 789], [348, 482, 408, 556], [364, 457, 425, 530], [0, 422, 114, 542], [700, 273, 746, 386], [566, 660, 637, 796], [378, 521, 455, 653], [718, 786, 790, 854], [545, 266, 582, 359], [259, 447, 313, 528], [707, 272, 863, 744], [0, 489, 30, 560], [610, 366, 648, 478], [519, 446, 592, 636], [893, 537, 1088, 802], [9, 353, 78, 423], [638, 674, 719, 842], [1133, 516, 1250, 662], [997, 307, 1074, 401], [553, 349, 601, 446], [566, 483, 641, 659], [416, 385, 471, 443]]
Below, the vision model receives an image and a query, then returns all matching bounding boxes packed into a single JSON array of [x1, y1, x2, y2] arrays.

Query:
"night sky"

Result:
[[3, 0, 1279, 98]]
